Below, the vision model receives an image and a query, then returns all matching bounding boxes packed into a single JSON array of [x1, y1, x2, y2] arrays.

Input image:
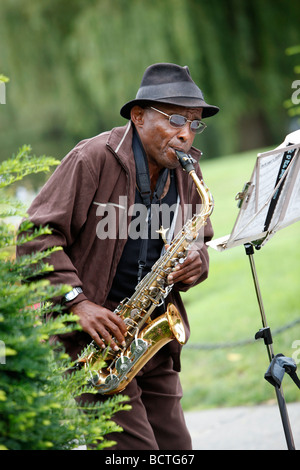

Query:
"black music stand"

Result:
[[208, 131, 300, 450]]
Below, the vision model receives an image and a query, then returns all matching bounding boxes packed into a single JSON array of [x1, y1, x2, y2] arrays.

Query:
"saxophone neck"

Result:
[[191, 171, 213, 214], [175, 150, 214, 220]]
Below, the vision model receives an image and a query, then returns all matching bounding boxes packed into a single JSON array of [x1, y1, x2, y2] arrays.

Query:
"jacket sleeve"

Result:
[[16, 148, 98, 303]]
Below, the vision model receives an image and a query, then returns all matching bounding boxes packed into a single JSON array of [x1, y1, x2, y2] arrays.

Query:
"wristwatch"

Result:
[[64, 286, 83, 303]]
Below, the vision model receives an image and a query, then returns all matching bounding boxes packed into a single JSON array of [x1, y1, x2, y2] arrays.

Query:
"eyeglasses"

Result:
[[150, 106, 207, 134]]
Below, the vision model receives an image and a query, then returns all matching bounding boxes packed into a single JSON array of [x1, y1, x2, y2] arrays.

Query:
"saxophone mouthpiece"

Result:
[[175, 150, 195, 173]]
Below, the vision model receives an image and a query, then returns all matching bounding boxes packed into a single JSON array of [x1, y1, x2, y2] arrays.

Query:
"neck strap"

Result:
[[132, 127, 169, 282], [132, 128, 168, 206]]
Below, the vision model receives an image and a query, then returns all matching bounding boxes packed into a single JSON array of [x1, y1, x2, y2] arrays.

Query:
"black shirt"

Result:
[[108, 170, 178, 304]]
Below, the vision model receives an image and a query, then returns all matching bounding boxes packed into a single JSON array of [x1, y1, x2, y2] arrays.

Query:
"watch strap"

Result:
[[64, 286, 83, 303]]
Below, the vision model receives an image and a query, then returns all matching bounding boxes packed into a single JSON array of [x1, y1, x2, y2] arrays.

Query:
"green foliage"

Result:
[[0, 145, 60, 189], [180, 150, 300, 410], [0, 75, 9, 84], [0, 146, 129, 450], [1, 0, 300, 159]]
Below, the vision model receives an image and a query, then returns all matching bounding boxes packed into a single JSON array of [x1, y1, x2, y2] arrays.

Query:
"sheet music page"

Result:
[[279, 153, 300, 229], [208, 130, 300, 251], [228, 148, 299, 243]]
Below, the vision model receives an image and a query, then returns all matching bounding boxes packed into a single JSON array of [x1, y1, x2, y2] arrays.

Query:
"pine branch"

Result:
[[0, 145, 129, 450], [0, 145, 60, 188]]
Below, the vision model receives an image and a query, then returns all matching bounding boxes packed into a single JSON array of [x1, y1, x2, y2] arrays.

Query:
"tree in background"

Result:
[[0, 139, 129, 450]]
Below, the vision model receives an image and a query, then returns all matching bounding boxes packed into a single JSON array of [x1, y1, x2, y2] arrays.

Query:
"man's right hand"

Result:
[[70, 300, 127, 351]]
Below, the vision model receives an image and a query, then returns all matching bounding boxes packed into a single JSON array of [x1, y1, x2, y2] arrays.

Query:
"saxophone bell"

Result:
[[81, 303, 186, 395]]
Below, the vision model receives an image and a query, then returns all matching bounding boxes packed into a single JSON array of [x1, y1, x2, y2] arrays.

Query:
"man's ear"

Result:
[[130, 106, 145, 128]]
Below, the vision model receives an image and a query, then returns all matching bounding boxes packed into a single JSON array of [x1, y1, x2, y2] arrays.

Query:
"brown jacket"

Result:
[[17, 123, 213, 369]]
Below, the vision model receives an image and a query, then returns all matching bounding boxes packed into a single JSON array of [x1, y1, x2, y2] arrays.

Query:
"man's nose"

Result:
[[176, 123, 195, 144]]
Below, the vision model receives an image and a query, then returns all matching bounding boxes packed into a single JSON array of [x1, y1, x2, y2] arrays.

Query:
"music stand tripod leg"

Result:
[[244, 243, 296, 450]]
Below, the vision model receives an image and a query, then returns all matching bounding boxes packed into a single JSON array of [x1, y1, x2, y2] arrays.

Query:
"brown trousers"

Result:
[[82, 348, 192, 450]]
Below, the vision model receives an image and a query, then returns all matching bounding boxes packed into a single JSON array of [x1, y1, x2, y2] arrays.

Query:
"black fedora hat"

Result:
[[120, 63, 219, 120]]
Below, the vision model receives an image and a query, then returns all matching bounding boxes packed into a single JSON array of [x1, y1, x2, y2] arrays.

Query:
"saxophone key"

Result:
[[149, 286, 159, 296], [156, 277, 165, 287], [88, 371, 101, 387], [129, 308, 139, 319], [169, 258, 179, 268], [160, 266, 173, 275], [130, 337, 148, 356], [139, 298, 151, 309], [116, 355, 131, 374]]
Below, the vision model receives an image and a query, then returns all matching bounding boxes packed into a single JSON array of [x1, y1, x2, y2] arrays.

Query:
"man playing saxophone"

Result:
[[17, 63, 219, 450]]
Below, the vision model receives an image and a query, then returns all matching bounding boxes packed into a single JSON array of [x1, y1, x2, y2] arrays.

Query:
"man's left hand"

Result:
[[167, 250, 202, 285]]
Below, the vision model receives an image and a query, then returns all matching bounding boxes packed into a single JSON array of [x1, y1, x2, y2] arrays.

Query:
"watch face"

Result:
[[66, 292, 74, 300], [65, 287, 82, 302]]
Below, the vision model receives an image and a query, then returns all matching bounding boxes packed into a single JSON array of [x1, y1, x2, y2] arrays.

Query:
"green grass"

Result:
[[180, 149, 300, 411]]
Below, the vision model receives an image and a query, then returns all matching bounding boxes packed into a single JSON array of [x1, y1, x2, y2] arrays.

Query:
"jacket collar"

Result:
[[107, 121, 134, 168]]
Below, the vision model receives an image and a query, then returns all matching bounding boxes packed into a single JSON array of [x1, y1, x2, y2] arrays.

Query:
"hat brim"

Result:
[[120, 97, 219, 120]]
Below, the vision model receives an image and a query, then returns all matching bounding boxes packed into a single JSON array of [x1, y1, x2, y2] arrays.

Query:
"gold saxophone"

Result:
[[78, 150, 214, 394]]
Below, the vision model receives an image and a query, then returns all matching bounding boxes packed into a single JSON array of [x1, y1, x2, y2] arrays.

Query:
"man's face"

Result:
[[131, 104, 203, 172]]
